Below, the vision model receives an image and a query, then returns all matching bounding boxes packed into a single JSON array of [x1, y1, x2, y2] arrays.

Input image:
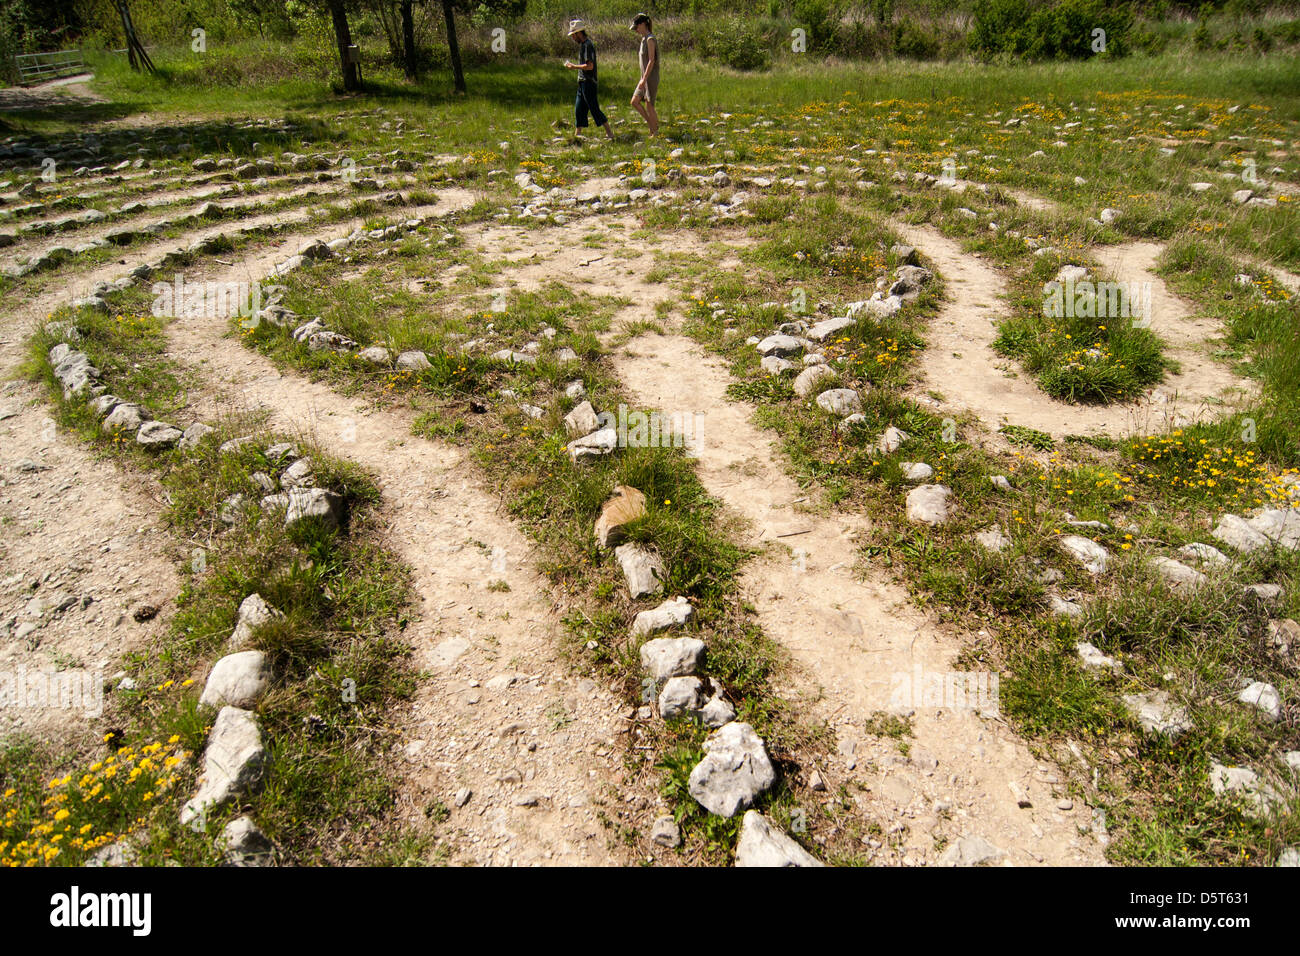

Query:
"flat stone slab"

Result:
[[615, 542, 665, 598], [1149, 556, 1208, 592], [875, 426, 910, 454], [1123, 691, 1192, 739], [631, 595, 694, 638], [200, 651, 272, 710], [1076, 641, 1121, 673], [815, 388, 862, 416], [102, 402, 151, 434], [1209, 762, 1284, 819], [136, 421, 183, 448], [807, 316, 856, 342], [178, 422, 214, 449], [735, 811, 824, 867], [1212, 514, 1273, 554], [1267, 619, 1299, 659], [567, 427, 617, 462], [1248, 508, 1300, 550], [396, 350, 431, 370], [1244, 584, 1284, 611], [688, 722, 776, 818], [639, 636, 705, 681], [906, 484, 952, 525], [180, 706, 265, 825], [564, 400, 600, 437], [1059, 535, 1109, 574], [1049, 594, 1083, 617], [938, 835, 1007, 867], [1178, 542, 1232, 567], [283, 487, 343, 531], [219, 815, 276, 866], [1238, 681, 1281, 721], [658, 675, 734, 728], [901, 461, 934, 483], [975, 525, 1009, 552], [793, 363, 837, 398], [756, 334, 804, 357]]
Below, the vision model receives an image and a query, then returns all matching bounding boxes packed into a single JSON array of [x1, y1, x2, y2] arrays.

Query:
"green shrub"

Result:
[[699, 17, 773, 70], [1274, 19, 1300, 45], [971, 0, 1133, 60], [792, 0, 841, 51], [892, 19, 941, 58], [1192, 16, 1214, 49]]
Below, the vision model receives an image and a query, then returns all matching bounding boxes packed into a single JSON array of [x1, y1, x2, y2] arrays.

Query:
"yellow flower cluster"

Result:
[[383, 369, 416, 392], [1, 734, 188, 867], [1128, 433, 1300, 506]]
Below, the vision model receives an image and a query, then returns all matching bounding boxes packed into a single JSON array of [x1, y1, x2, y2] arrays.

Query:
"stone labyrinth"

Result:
[[1, 85, 1297, 869]]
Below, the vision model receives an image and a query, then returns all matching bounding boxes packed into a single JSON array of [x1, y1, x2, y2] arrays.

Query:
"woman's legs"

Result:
[[630, 91, 650, 125]]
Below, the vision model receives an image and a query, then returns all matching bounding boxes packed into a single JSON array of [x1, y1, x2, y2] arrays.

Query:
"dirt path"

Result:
[[613, 331, 1105, 866], [0, 74, 101, 111], [0, 199, 191, 746], [1001, 187, 1300, 298], [896, 223, 1253, 439], [1003, 187, 1057, 214], [0, 379, 180, 744], [156, 197, 636, 866], [1242, 256, 1300, 295], [7, 190, 474, 357], [1093, 240, 1257, 404], [459, 213, 751, 310]]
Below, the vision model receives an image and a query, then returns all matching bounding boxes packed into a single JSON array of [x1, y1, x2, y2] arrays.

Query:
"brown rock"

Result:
[[1269, 619, 1300, 660], [594, 485, 646, 548]]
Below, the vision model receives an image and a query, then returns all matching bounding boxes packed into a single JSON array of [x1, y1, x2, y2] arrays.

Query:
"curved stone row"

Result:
[[226, 197, 807, 863], [46, 310, 304, 867], [175, 593, 286, 865], [5, 178, 405, 279], [590, 482, 818, 865], [39, 230, 357, 866]]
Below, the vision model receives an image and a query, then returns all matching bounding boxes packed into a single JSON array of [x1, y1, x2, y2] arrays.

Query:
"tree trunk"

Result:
[[327, 0, 360, 91], [119, 0, 137, 71], [116, 0, 155, 74], [441, 0, 465, 94], [401, 0, 417, 79]]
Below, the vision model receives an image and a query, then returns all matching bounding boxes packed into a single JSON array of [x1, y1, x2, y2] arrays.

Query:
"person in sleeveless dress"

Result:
[[629, 13, 660, 137]]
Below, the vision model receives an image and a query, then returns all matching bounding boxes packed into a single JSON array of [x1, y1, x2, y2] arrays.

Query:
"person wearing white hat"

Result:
[[563, 19, 613, 141], [629, 13, 659, 137]]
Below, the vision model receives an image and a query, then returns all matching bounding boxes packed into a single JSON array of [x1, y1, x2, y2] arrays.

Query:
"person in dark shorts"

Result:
[[629, 13, 659, 137], [563, 19, 613, 141]]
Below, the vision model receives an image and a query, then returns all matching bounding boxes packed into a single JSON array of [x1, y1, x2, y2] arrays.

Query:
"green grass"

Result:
[[6, 32, 1300, 866], [6, 291, 419, 865], [229, 212, 841, 862]]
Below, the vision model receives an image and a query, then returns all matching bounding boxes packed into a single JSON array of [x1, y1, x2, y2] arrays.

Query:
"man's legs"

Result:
[[575, 85, 589, 132], [581, 81, 614, 140]]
